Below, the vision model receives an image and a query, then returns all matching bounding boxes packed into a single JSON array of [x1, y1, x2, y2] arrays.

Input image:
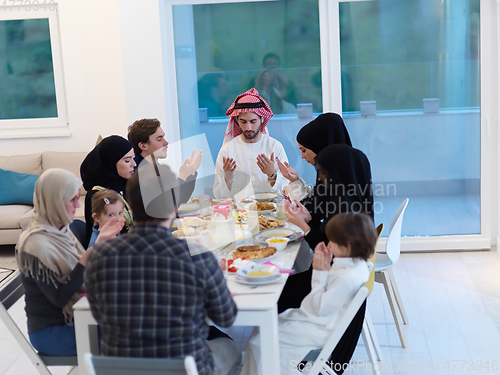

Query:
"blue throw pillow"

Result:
[[0, 168, 40, 205]]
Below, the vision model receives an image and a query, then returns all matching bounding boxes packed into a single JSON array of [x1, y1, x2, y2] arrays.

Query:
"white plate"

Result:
[[237, 264, 281, 282], [248, 202, 277, 213], [249, 193, 279, 202], [284, 222, 305, 235], [234, 274, 282, 285], [178, 203, 200, 217], [237, 198, 256, 208], [254, 228, 302, 243]]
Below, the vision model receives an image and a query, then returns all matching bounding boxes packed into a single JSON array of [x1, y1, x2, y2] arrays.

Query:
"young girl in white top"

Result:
[[88, 189, 125, 248], [241, 212, 377, 375]]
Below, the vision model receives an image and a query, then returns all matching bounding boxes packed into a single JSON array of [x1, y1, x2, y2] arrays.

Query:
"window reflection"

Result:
[[192, 0, 321, 119]]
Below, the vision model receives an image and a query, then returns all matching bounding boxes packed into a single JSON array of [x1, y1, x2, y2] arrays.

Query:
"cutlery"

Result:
[[262, 261, 294, 274]]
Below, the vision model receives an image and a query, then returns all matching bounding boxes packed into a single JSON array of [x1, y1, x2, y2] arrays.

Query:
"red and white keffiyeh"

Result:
[[223, 88, 274, 145]]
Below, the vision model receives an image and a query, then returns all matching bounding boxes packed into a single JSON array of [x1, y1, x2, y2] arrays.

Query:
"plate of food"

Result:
[[177, 203, 200, 217], [248, 201, 276, 213], [230, 245, 278, 261], [258, 215, 286, 231], [254, 228, 302, 243], [237, 264, 280, 282], [250, 193, 279, 202], [237, 198, 256, 209]]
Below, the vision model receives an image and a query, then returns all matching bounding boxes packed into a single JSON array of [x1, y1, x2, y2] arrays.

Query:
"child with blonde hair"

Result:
[[241, 212, 377, 375], [88, 189, 126, 248]]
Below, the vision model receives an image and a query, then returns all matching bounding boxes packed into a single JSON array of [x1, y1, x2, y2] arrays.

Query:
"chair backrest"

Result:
[[385, 199, 409, 264], [302, 286, 369, 375], [0, 271, 77, 375], [70, 219, 88, 249], [365, 223, 384, 297], [0, 270, 24, 310], [88, 354, 199, 375]]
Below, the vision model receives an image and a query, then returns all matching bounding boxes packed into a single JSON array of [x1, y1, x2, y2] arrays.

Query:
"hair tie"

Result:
[[104, 198, 110, 204]]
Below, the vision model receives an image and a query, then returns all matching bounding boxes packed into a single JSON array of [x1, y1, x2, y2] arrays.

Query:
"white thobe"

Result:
[[213, 134, 289, 200], [240, 258, 370, 375]]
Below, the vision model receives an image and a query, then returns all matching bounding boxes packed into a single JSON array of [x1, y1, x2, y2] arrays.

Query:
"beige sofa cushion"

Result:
[[0, 205, 33, 229], [0, 153, 42, 175], [20, 196, 86, 230], [42, 151, 88, 196]]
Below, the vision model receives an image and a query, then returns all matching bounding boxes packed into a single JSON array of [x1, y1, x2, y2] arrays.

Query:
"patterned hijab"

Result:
[[223, 88, 274, 145], [296, 112, 352, 155], [16, 168, 85, 324]]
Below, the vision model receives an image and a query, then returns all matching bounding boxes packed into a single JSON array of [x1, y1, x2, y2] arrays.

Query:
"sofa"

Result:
[[0, 151, 88, 246]]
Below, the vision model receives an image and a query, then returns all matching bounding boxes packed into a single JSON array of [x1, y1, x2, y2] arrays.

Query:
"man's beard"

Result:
[[242, 129, 260, 140]]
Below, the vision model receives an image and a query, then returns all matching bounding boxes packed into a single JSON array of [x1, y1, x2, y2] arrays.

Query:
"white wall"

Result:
[[0, 0, 128, 156]]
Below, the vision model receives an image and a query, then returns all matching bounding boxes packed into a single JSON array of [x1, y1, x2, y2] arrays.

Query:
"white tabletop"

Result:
[[74, 223, 312, 375]]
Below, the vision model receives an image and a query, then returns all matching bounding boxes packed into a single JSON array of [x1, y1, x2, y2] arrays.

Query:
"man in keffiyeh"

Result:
[[213, 88, 289, 199]]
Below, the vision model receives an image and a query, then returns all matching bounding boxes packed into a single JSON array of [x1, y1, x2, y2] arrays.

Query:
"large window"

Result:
[[191, 1, 322, 119], [0, 5, 68, 138], [157, 0, 487, 248], [339, 0, 480, 113], [338, 0, 481, 238]]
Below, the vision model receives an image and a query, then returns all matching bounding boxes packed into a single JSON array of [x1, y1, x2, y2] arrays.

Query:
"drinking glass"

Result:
[[199, 196, 211, 218], [215, 250, 229, 279], [276, 197, 287, 221], [247, 210, 260, 235]]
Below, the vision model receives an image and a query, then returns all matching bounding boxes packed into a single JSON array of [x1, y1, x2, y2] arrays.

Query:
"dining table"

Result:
[[73, 219, 313, 375]]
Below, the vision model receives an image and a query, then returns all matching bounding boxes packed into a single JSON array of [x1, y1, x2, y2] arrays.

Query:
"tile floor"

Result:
[[1, 245, 500, 374]]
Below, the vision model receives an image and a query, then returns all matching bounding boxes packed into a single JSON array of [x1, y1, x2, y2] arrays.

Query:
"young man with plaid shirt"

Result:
[[84, 163, 242, 375]]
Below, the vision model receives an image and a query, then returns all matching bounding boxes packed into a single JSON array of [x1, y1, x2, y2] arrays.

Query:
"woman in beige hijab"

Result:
[[16, 168, 123, 356]]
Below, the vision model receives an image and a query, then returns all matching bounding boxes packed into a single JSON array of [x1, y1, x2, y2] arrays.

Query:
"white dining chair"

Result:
[[374, 198, 409, 348], [360, 223, 384, 375], [0, 271, 78, 375], [298, 286, 369, 374], [85, 353, 199, 375]]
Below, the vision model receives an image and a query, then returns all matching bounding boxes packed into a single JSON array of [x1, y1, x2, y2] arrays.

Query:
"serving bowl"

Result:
[[265, 236, 289, 251]]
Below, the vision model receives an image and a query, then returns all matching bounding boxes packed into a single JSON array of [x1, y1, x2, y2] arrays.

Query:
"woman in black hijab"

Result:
[[286, 144, 374, 259], [278, 113, 354, 248], [281, 145, 374, 374], [280, 144, 374, 307], [80, 136, 136, 245], [297, 112, 352, 154], [279, 113, 352, 181]]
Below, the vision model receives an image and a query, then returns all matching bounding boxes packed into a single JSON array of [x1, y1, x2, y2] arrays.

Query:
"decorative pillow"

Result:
[[0, 168, 40, 205]]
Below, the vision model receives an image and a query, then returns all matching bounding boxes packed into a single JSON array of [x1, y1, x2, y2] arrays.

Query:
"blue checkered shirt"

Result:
[[84, 225, 237, 375]]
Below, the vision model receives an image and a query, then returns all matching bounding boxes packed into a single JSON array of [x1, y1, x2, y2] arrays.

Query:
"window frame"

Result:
[[0, 5, 69, 139], [324, 0, 493, 251]]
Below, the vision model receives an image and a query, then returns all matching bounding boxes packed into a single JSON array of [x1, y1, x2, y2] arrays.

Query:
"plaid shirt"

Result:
[[84, 225, 237, 375]]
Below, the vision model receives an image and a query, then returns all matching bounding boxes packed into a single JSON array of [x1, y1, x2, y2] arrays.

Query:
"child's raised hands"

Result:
[[95, 216, 125, 244], [312, 242, 333, 271]]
